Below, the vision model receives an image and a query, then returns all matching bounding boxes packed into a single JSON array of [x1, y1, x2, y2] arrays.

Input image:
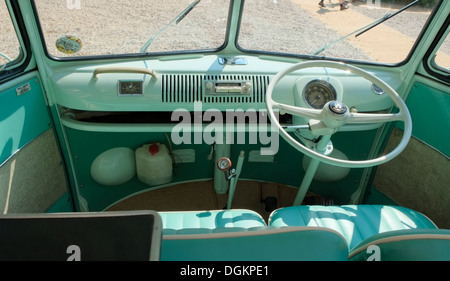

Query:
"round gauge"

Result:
[[217, 157, 232, 172], [303, 80, 337, 109]]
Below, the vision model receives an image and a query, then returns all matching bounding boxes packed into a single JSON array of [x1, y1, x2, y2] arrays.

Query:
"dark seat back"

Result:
[[0, 210, 162, 261]]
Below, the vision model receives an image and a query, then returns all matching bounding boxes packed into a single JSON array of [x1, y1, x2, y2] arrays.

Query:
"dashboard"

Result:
[[50, 55, 398, 128]]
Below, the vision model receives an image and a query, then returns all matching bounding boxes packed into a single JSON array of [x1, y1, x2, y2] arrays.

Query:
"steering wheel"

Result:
[[265, 60, 412, 168]]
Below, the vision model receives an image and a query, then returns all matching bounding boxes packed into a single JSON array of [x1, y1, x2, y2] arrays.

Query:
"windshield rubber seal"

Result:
[[422, 11, 450, 84]]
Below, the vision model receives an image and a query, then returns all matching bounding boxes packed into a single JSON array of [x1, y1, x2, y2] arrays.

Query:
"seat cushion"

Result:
[[159, 209, 266, 235], [268, 205, 438, 250]]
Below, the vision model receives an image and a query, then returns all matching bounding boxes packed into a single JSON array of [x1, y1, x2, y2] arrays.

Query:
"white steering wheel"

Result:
[[266, 60, 412, 168]]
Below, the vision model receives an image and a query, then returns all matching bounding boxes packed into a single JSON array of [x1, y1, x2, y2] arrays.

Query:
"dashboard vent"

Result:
[[162, 74, 270, 103]]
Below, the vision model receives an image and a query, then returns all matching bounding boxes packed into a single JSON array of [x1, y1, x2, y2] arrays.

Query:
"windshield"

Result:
[[1, 0, 21, 68], [34, 0, 230, 57], [32, 0, 440, 64], [239, 0, 437, 63]]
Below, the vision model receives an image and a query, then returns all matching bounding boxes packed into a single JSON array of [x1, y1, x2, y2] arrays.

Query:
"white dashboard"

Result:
[[49, 55, 399, 122]]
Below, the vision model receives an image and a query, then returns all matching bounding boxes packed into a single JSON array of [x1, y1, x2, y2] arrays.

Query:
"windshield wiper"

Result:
[[312, 0, 419, 56], [140, 0, 201, 53], [0, 51, 12, 71]]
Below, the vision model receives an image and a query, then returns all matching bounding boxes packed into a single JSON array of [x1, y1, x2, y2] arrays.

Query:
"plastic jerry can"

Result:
[[135, 142, 173, 186]]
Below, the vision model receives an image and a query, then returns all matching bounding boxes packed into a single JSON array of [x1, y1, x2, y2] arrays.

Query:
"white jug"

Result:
[[135, 142, 173, 186]]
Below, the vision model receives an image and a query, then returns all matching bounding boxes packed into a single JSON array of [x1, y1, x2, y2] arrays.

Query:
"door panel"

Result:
[[406, 81, 450, 157], [0, 72, 70, 213], [0, 74, 50, 164], [373, 78, 450, 229]]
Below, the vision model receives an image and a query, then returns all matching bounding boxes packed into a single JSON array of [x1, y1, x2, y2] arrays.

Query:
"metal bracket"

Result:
[[218, 57, 248, 65]]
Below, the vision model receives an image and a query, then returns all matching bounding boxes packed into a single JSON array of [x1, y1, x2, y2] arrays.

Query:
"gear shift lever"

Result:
[[217, 157, 236, 181]]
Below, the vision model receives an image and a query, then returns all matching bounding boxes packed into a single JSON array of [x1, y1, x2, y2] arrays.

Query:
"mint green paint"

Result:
[[0, 77, 50, 164], [64, 125, 376, 210], [407, 82, 450, 157], [64, 128, 215, 211], [46, 193, 74, 212]]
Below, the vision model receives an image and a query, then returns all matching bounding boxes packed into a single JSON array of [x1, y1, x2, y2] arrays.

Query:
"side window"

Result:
[[432, 30, 450, 73], [0, 0, 22, 73]]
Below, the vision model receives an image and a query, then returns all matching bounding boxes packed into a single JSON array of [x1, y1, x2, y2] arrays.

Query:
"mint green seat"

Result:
[[159, 209, 266, 235], [268, 205, 437, 250], [349, 229, 450, 261], [160, 226, 349, 261], [159, 209, 349, 260]]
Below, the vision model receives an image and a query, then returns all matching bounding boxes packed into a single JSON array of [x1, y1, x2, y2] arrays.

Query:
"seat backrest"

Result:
[[161, 226, 349, 261], [349, 229, 450, 261], [0, 210, 162, 261], [268, 205, 438, 250], [159, 209, 267, 233]]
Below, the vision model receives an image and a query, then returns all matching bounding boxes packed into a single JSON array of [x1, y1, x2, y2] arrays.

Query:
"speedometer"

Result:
[[303, 80, 337, 109]]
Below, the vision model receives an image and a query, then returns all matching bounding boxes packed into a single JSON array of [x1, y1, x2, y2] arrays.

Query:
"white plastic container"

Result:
[[135, 142, 173, 186]]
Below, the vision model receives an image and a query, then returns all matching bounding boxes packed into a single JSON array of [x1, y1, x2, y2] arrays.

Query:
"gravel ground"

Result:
[[240, 0, 373, 60], [352, 1, 449, 57], [0, 0, 21, 64], [0, 0, 446, 65], [352, 2, 432, 39]]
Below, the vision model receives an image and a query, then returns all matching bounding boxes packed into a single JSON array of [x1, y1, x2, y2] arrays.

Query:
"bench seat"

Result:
[[268, 205, 438, 250], [158, 209, 348, 260]]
